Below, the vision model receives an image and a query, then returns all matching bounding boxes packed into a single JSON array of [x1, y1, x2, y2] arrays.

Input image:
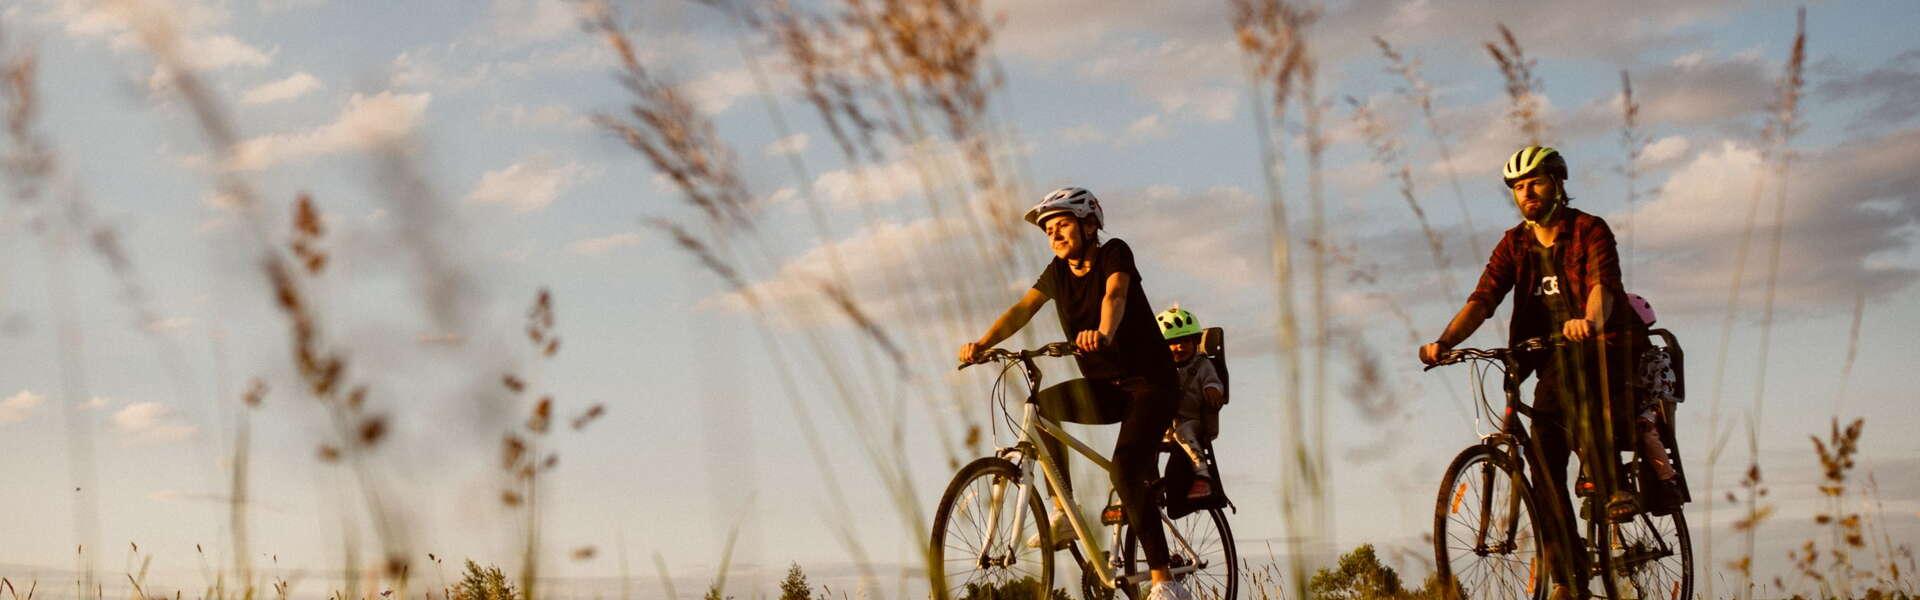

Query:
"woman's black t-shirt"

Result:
[[1032, 238, 1174, 380]]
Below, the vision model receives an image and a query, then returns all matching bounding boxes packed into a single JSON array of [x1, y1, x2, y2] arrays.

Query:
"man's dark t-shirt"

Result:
[[1033, 238, 1174, 380]]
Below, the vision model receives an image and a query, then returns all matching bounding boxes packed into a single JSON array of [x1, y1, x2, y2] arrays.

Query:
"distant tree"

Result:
[[451, 560, 519, 600], [953, 577, 1071, 600], [1310, 545, 1403, 600], [703, 581, 733, 600], [779, 563, 813, 600], [1308, 544, 1450, 600]]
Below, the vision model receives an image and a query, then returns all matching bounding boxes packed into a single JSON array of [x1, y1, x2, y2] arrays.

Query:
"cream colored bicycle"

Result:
[[931, 342, 1236, 600]]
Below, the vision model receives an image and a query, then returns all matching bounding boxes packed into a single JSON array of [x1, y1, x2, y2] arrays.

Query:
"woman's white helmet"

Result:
[[1024, 187, 1103, 231]]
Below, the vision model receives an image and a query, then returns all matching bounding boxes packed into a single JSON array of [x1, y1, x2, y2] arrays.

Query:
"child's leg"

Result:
[[1171, 420, 1211, 479], [1636, 406, 1677, 481]]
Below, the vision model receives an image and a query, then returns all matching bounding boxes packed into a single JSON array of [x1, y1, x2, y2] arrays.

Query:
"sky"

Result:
[[0, 0, 1917, 598]]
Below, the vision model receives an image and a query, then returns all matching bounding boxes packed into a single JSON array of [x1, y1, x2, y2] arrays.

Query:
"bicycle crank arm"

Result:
[[1114, 563, 1201, 587]]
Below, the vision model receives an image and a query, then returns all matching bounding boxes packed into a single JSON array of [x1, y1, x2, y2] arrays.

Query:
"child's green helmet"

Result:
[[1156, 305, 1202, 340]]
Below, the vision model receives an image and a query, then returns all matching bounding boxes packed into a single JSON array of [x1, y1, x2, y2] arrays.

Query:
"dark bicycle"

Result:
[[1426, 336, 1692, 600]]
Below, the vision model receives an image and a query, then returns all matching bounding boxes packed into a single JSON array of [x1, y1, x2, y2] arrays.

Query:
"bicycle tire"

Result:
[[1606, 508, 1692, 600], [931, 457, 1056, 600], [1434, 445, 1548, 600], [1121, 506, 1237, 600]]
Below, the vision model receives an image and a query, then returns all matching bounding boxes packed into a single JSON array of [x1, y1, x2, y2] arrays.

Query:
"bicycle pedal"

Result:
[[1101, 504, 1126, 525]]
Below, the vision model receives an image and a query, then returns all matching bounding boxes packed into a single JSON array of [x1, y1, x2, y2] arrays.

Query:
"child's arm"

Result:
[[1199, 360, 1226, 408]]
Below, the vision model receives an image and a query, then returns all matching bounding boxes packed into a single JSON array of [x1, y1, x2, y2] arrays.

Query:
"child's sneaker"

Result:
[[1185, 477, 1213, 501], [1146, 580, 1193, 600]]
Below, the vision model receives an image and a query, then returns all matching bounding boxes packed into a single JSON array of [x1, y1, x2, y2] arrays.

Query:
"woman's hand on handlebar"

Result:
[[1074, 329, 1110, 354], [1418, 341, 1453, 365]]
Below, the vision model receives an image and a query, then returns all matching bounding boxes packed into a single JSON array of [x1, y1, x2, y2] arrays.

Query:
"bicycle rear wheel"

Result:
[[1603, 510, 1691, 599], [931, 457, 1056, 600], [1121, 507, 1237, 600], [1434, 445, 1547, 600]]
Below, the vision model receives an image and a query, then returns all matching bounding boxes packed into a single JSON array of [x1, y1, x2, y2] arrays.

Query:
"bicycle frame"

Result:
[[1443, 340, 1588, 588], [970, 349, 1208, 591]]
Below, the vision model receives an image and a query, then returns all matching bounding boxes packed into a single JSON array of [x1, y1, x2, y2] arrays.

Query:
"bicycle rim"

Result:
[[931, 458, 1055, 600], [1123, 507, 1238, 600], [1606, 510, 1692, 600], [1434, 446, 1546, 600]]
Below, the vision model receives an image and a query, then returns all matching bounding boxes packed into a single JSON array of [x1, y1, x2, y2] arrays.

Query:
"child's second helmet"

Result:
[[1156, 305, 1202, 341]]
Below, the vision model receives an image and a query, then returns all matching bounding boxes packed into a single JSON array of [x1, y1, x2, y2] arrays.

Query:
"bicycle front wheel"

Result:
[[1435, 445, 1547, 600], [1122, 507, 1237, 600], [930, 457, 1056, 600], [1604, 509, 1692, 599]]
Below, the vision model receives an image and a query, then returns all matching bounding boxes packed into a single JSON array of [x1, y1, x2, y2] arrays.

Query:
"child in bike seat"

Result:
[[1627, 294, 1682, 507], [1156, 305, 1226, 500]]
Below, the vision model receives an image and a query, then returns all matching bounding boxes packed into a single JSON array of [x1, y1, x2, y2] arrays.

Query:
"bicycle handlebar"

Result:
[[1422, 335, 1562, 371], [957, 341, 1078, 371]]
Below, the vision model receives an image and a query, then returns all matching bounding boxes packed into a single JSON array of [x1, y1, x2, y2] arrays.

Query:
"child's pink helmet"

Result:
[[1626, 293, 1656, 326]]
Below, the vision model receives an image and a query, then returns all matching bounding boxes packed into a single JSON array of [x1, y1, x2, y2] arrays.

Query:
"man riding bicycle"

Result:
[[958, 187, 1193, 600], [1418, 146, 1646, 599]]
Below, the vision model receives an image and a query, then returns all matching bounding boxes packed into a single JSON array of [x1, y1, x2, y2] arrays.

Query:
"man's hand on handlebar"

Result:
[[957, 340, 986, 365], [1418, 341, 1453, 365], [1561, 318, 1597, 342]]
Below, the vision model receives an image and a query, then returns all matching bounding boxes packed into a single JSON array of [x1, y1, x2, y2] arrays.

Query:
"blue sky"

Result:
[[1, 0, 1917, 597]]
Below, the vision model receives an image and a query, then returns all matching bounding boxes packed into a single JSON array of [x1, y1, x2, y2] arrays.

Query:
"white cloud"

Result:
[[143, 316, 194, 333], [111, 402, 197, 444], [1121, 114, 1169, 145], [390, 41, 612, 91], [465, 157, 593, 212], [810, 155, 926, 208], [484, 0, 577, 45], [714, 216, 990, 333], [226, 91, 432, 171], [566, 232, 644, 256], [0, 390, 45, 424], [682, 68, 757, 115], [39, 0, 271, 76], [487, 103, 591, 131], [1624, 131, 1920, 315], [240, 72, 322, 105], [1078, 37, 1242, 123], [177, 33, 274, 70], [1054, 124, 1109, 146], [258, 0, 328, 13], [81, 397, 110, 411], [1638, 135, 1691, 167], [765, 133, 810, 157]]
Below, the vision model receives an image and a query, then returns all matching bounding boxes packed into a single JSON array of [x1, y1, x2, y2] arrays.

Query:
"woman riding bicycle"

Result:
[[1418, 146, 1647, 599], [958, 186, 1192, 600]]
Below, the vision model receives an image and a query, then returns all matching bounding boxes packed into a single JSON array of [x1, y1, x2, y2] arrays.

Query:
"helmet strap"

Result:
[[1524, 198, 1564, 229]]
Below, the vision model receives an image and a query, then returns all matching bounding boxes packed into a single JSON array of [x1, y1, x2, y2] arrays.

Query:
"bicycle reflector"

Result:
[[1101, 504, 1126, 525]]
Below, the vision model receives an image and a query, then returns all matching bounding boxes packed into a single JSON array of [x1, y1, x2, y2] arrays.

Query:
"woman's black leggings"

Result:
[[1034, 375, 1178, 568]]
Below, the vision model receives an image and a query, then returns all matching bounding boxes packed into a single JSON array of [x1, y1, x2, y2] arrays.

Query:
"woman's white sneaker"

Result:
[[1024, 510, 1074, 550], [1146, 580, 1193, 600]]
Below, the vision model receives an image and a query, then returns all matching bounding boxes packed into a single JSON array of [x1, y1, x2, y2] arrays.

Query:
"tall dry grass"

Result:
[[1617, 70, 1643, 286], [581, 1, 1038, 593], [1484, 24, 1548, 146], [1701, 11, 1807, 600], [1373, 37, 1485, 264], [1228, 0, 1328, 596]]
